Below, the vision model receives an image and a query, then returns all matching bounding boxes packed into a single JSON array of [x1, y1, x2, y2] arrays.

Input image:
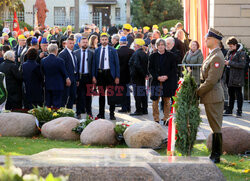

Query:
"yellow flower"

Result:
[[53, 112, 59, 117], [47, 108, 52, 112], [243, 169, 250, 173]]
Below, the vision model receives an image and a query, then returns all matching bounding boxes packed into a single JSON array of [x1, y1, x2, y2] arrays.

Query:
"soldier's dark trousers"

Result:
[[228, 86, 243, 112]]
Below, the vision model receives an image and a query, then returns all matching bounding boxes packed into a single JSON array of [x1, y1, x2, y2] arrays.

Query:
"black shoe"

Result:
[[130, 111, 143, 116], [110, 115, 116, 120], [236, 111, 242, 118], [76, 114, 81, 119], [97, 114, 105, 119], [142, 110, 148, 115], [209, 133, 222, 164], [223, 110, 232, 116], [118, 109, 130, 113], [87, 113, 93, 117]]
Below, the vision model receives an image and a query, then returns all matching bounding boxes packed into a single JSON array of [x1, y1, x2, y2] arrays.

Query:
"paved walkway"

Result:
[[80, 94, 250, 141]]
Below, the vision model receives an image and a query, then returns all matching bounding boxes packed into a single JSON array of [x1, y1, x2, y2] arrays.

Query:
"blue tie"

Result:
[[100, 47, 105, 69], [71, 51, 78, 73]]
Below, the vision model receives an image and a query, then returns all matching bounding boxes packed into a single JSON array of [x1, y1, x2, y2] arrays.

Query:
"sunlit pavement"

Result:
[[78, 94, 250, 141]]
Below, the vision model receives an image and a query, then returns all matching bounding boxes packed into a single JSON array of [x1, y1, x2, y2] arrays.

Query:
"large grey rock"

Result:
[[0, 148, 226, 181], [80, 119, 116, 145], [207, 127, 250, 154], [41, 117, 80, 141], [124, 121, 167, 148], [0, 112, 39, 137]]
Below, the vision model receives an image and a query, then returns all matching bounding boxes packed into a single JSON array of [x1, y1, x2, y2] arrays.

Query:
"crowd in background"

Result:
[[0, 22, 248, 123]]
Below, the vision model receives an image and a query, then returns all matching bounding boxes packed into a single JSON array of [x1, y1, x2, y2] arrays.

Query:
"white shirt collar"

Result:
[[66, 47, 73, 54]]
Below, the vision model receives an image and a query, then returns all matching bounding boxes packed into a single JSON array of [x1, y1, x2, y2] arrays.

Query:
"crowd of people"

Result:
[[0, 22, 248, 122]]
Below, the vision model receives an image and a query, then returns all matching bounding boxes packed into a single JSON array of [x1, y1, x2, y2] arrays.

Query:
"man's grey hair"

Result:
[[74, 33, 82, 40], [12, 31, 17, 37], [3, 50, 15, 60], [156, 38, 166, 48], [48, 44, 58, 54], [112, 34, 120, 41], [147, 32, 153, 38], [165, 37, 175, 46]]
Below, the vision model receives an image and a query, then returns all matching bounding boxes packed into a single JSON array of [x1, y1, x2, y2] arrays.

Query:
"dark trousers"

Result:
[[45, 90, 63, 108], [121, 84, 131, 111], [97, 69, 115, 116], [228, 86, 243, 112], [76, 74, 92, 115], [62, 81, 77, 109], [132, 79, 148, 113]]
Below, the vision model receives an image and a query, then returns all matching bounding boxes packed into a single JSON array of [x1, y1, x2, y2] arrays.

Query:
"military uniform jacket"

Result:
[[197, 48, 225, 104]]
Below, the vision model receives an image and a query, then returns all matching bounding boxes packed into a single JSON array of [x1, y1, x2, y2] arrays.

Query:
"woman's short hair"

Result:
[[155, 38, 166, 48], [48, 44, 58, 54], [112, 34, 120, 41], [26, 48, 38, 60], [226, 37, 238, 45], [189, 40, 200, 49], [2, 45, 11, 53], [135, 33, 144, 39], [3, 50, 15, 60]]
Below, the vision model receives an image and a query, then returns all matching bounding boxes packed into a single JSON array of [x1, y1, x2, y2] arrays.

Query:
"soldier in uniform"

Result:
[[197, 28, 225, 163]]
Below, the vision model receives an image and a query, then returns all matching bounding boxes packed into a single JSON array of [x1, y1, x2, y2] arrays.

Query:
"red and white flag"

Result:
[[167, 78, 184, 156], [13, 11, 20, 35]]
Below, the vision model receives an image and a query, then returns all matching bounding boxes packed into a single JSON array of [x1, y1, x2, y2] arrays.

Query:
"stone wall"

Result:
[[210, 0, 250, 48]]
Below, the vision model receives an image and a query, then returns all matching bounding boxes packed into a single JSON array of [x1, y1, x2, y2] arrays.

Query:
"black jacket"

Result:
[[129, 48, 149, 82], [174, 38, 185, 60], [225, 43, 246, 87], [149, 51, 177, 99], [117, 46, 134, 84], [0, 59, 22, 110], [170, 47, 182, 78]]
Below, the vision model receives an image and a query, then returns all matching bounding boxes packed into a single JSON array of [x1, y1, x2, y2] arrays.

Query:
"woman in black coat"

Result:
[[0, 50, 22, 110], [22, 48, 44, 109], [149, 38, 177, 124]]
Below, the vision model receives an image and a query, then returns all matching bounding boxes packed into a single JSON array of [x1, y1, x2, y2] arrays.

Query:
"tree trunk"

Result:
[[74, 0, 79, 33], [126, 0, 130, 23]]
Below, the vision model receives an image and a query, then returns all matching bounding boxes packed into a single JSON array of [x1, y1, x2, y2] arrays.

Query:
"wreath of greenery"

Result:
[[173, 69, 202, 156]]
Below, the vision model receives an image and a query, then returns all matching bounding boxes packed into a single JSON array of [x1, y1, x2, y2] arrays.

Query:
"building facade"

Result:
[[209, 0, 250, 48], [23, 0, 127, 28]]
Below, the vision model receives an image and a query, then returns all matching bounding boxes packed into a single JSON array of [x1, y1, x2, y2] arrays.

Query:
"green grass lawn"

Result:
[[0, 136, 249, 181]]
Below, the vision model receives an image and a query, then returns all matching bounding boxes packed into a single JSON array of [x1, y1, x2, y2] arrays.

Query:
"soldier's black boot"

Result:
[[209, 133, 222, 163]]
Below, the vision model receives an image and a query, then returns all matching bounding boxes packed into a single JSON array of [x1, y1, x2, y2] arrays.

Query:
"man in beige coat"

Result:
[[197, 28, 225, 163]]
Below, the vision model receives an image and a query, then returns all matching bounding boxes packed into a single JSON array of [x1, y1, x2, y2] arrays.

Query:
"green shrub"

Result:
[[61, 27, 75, 33], [19, 21, 33, 31], [158, 19, 184, 31]]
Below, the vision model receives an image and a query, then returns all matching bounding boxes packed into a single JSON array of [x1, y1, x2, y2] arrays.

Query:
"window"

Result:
[[54, 7, 66, 26], [115, 8, 120, 21], [70, 7, 75, 26]]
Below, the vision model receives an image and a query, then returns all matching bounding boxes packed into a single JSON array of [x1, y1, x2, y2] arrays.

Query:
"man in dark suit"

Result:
[[13, 35, 26, 65], [129, 39, 149, 116], [92, 33, 120, 120], [117, 36, 134, 113], [59, 35, 79, 109], [41, 44, 71, 108], [75, 37, 94, 118]]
